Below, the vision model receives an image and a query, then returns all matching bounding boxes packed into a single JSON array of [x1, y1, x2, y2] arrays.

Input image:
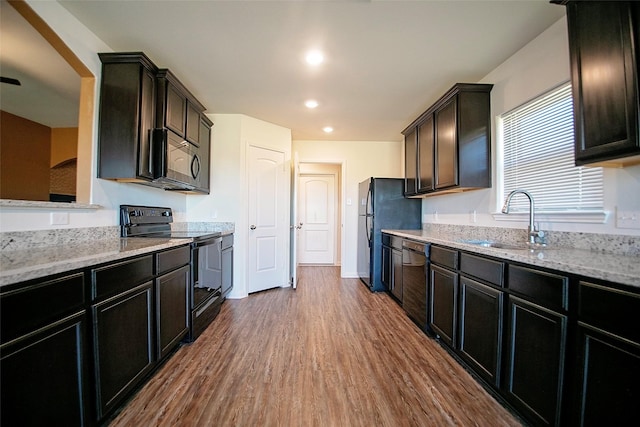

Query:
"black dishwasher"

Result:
[[402, 240, 429, 330]]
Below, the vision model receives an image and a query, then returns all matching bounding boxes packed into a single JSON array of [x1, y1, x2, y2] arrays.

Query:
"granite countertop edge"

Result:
[[383, 229, 640, 289], [0, 238, 192, 288]]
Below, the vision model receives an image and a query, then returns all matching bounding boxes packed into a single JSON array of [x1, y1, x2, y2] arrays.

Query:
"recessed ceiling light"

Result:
[[323, 126, 333, 133], [305, 100, 319, 109], [305, 50, 324, 66]]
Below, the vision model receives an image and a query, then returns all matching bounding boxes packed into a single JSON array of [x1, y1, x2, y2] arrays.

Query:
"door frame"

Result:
[[297, 159, 345, 272]]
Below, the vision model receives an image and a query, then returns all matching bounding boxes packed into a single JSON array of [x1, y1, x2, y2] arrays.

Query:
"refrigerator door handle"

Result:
[[365, 188, 372, 244]]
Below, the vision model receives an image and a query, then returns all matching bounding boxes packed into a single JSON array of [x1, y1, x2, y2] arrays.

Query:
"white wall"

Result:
[[188, 114, 291, 298], [421, 17, 640, 237], [292, 140, 404, 277], [0, 1, 187, 232]]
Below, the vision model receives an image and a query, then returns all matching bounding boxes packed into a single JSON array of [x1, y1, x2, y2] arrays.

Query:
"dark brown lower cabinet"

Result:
[[458, 276, 503, 387], [0, 311, 88, 427], [391, 247, 403, 303], [429, 264, 458, 347], [505, 295, 567, 426], [575, 279, 640, 425], [221, 235, 234, 297], [575, 324, 640, 425], [157, 265, 190, 360], [93, 282, 154, 419]]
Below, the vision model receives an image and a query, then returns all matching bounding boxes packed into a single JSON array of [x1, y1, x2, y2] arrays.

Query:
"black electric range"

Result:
[[120, 205, 223, 341]]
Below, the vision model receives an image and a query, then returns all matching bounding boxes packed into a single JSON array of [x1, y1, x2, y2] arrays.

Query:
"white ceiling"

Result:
[[9, 1, 566, 141]]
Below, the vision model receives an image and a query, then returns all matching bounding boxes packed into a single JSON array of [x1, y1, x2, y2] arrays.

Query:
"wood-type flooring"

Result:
[[110, 266, 522, 427]]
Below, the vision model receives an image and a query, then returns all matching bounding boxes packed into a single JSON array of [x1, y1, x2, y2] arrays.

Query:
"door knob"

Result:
[[250, 225, 256, 230]]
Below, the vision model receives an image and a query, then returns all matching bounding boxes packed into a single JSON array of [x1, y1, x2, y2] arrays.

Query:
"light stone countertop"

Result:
[[383, 229, 640, 289], [0, 238, 192, 287]]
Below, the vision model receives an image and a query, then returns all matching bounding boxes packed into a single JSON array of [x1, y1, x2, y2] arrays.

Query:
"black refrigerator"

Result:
[[357, 178, 422, 291]]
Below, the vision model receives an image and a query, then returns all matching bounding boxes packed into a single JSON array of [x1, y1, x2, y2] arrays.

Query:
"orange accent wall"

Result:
[[51, 127, 78, 167], [0, 110, 52, 201]]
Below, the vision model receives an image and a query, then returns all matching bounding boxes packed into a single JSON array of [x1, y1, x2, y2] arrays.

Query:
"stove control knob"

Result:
[[162, 211, 171, 217]]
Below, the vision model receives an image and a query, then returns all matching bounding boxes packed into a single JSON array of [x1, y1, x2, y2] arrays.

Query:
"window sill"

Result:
[[492, 211, 609, 224]]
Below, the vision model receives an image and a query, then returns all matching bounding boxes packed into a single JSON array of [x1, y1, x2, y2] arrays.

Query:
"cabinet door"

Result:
[[417, 115, 435, 193], [435, 96, 458, 189], [196, 116, 212, 193], [404, 128, 418, 196], [505, 295, 567, 426], [566, 1, 640, 165], [186, 102, 201, 145], [157, 265, 190, 360], [165, 83, 186, 136], [391, 248, 403, 303], [382, 245, 391, 289], [575, 324, 640, 426], [137, 67, 156, 179], [98, 56, 157, 181], [221, 246, 233, 297], [93, 283, 154, 420], [429, 264, 458, 347], [458, 276, 503, 386], [1, 311, 88, 427]]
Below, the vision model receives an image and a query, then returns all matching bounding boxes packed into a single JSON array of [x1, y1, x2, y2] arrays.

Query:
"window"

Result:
[[498, 82, 604, 217]]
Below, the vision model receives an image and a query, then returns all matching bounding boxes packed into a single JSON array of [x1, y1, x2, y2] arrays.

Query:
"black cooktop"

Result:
[[120, 205, 221, 240]]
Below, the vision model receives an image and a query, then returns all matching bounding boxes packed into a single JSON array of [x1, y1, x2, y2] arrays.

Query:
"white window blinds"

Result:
[[501, 83, 603, 213]]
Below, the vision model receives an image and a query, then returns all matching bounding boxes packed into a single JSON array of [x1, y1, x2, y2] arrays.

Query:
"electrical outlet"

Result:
[[423, 213, 428, 223], [50, 212, 69, 225], [433, 211, 439, 222], [469, 210, 477, 223], [616, 209, 640, 229]]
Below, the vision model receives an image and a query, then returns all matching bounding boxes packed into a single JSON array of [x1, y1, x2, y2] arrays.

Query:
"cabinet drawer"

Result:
[[430, 246, 458, 269], [92, 255, 153, 300], [507, 265, 568, 311], [460, 253, 504, 287], [156, 245, 190, 275], [579, 281, 640, 343], [0, 272, 85, 343]]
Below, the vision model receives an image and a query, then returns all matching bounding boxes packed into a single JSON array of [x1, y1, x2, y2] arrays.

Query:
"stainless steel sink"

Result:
[[459, 239, 547, 250]]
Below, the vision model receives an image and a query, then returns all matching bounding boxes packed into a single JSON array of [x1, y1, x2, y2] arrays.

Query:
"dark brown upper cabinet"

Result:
[[98, 52, 158, 182], [403, 83, 492, 197], [97, 53, 212, 193], [156, 69, 207, 147], [418, 115, 435, 193], [196, 115, 213, 193], [404, 128, 418, 196], [554, 1, 640, 167]]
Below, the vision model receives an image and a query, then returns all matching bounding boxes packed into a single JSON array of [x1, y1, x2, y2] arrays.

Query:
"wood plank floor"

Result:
[[110, 266, 522, 426]]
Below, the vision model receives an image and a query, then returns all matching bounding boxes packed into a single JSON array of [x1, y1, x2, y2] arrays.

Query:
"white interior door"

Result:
[[298, 175, 335, 264], [289, 152, 300, 289], [248, 145, 288, 293]]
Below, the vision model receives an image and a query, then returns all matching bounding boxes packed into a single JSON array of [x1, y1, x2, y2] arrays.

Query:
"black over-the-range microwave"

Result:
[[151, 128, 202, 191]]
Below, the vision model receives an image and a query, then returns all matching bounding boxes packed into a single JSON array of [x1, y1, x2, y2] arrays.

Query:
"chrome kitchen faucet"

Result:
[[502, 189, 546, 247]]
